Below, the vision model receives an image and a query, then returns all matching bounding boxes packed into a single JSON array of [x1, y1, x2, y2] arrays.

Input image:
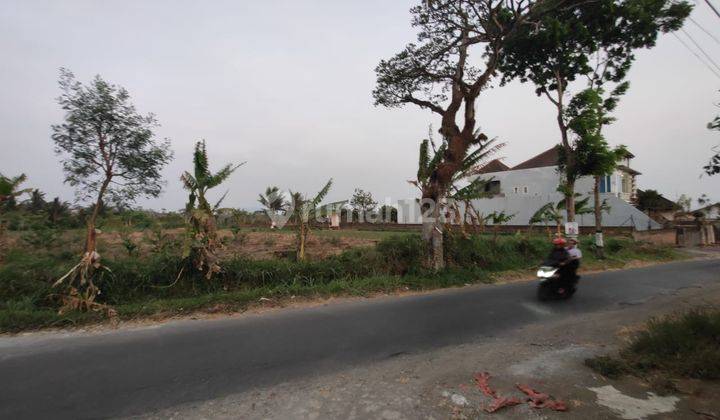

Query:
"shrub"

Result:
[[21, 226, 61, 249], [444, 233, 545, 271], [375, 234, 424, 275], [586, 309, 720, 381]]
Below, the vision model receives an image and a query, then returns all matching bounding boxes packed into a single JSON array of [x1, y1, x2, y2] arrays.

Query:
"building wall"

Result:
[[396, 193, 662, 230], [479, 166, 629, 199]]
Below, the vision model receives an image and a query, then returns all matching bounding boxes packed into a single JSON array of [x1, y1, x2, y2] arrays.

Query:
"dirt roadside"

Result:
[[129, 278, 720, 420]]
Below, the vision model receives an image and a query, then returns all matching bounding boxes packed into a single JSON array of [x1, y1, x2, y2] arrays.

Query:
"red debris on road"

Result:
[[516, 383, 568, 411], [473, 372, 522, 413]]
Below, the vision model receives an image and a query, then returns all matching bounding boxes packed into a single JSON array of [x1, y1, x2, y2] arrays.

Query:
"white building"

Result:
[[397, 147, 661, 230], [476, 147, 639, 202]]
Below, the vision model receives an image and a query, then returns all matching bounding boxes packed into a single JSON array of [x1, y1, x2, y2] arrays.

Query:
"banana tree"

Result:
[[483, 211, 515, 242], [0, 173, 31, 210], [530, 195, 607, 237], [410, 129, 505, 266], [289, 179, 332, 261], [181, 140, 243, 279]]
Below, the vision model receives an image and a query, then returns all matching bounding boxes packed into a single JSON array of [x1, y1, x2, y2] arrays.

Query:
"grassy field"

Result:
[[0, 228, 686, 333]]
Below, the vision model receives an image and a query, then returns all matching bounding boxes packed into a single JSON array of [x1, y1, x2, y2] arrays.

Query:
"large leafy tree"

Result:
[[563, 85, 627, 256], [374, 0, 568, 269], [500, 0, 691, 221], [349, 188, 378, 222], [51, 69, 172, 310], [181, 140, 243, 279]]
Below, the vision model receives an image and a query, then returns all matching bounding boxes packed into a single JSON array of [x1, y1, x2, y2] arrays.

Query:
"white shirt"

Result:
[[567, 247, 582, 259]]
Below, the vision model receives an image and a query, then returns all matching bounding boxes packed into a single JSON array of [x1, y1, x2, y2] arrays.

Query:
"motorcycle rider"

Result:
[[565, 237, 582, 285], [547, 237, 570, 266], [545, 237, 576, 295]]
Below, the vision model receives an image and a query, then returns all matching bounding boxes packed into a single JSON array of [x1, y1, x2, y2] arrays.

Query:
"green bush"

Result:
[[375, 234, 424, 275], [0, 249, 72, 307], [444, 233, 545, 271], [586, 309, 720, 381]]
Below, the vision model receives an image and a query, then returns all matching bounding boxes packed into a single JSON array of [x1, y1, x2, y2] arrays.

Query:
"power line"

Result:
[[689, 16, 720, 45], [680, 28, 720, 73], [672, 32, 720, 79], [704, 0, 720, 19]]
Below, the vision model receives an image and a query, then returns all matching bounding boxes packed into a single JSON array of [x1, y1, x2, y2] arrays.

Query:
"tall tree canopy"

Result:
[[499, 0, 691, 220], [53, 69, 173, 208], [373, 0, 566, 268], [51, 68, 173, 311]]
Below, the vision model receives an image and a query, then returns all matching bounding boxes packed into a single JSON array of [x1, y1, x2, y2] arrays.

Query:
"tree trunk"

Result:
[[84, 180, 110, 259], [593, 175, 605, 259], [552, 84, 576, 225], [421, 186, 444, 270], [297, 222, 307, 261], [564, 178, 576, 223], [430, 202, 444, 270]]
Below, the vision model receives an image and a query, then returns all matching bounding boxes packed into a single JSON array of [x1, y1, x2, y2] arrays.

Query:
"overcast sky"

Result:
[[1, 0, 719, 211]]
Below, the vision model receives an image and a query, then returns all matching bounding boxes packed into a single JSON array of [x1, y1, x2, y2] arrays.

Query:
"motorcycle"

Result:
[[536, 262, 578, 301]]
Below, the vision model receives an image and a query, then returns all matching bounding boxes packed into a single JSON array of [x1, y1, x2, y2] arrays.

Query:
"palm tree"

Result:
[[47, 197, 70, 224], [258, 186, 287, 228], [181, 140, 243, 279], [289, 179, 332, 261], [25, 189, 47, 213]]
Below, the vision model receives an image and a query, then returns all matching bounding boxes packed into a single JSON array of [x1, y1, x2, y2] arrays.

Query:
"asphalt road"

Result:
[[1, 258, 718, 420]]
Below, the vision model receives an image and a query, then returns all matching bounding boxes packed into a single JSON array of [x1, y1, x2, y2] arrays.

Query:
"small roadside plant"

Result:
[[289, 179, 332, 261], [119, 230, 139, 257], [483, 211, 515, 242], [585, 309, 720, 387]]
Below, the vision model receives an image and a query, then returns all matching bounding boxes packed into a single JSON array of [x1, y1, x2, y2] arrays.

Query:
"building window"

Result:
[[484, 180, 501, 194], [599, 175, 611, 193], [513, 186, 519, 193], [523, 186, 528, 194], [621, 175, 632, 194]]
